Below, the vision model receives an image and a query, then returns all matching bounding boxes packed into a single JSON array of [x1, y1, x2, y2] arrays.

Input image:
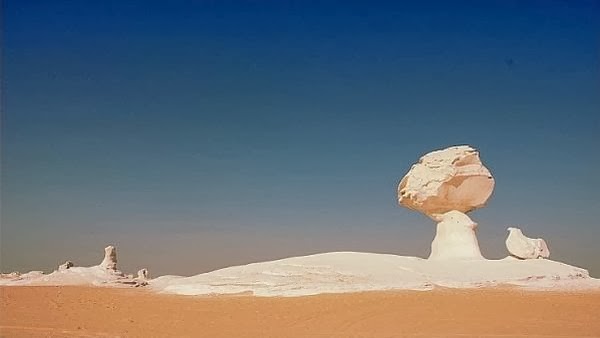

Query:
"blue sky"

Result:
[[2, 1, 599, 276]]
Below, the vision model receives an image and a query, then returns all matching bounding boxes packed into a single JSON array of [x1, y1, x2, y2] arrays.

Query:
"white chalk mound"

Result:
[[0, 245, 146, 287], [398, 145, 494, 217], [506, 227, 550, 259], [150, 252, 599, 297]]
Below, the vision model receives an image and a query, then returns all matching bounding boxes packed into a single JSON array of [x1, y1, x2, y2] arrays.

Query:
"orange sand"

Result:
[[1, 286, 600, 337]]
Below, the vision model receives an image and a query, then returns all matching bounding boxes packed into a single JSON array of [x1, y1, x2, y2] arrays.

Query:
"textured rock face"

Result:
[[398, 145, 494, 260], [100, 246, 118, 270], [137, 268, 149, 280], [59, 261, 74, 271], [398, 145, 494, 218], [506, 227, 550, 259], [0, 245, 148, 287], [429, 211, 484, 260]]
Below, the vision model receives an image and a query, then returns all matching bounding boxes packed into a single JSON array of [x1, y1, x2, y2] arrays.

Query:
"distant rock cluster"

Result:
[[0, 245, 149, 287]]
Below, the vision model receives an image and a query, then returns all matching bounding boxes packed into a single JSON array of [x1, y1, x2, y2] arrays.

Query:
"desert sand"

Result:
[[2, 286, 600, 337]]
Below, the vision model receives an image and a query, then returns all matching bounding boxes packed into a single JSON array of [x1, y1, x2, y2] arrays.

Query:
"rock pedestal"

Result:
[[398, 145, 494, 260], [429, 211, 484, 260], [100, 245, 118, 270]]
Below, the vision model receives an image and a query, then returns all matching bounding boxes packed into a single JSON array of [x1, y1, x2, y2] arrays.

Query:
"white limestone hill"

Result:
[[149, 252, 600, 297]]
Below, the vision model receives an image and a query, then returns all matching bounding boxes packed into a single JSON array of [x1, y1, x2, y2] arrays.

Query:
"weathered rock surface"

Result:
[[100, 246, 118, 271], [3, 144, 599, 296], [59, 261, 74, 271], [506, 227, 550, 259], [137, 268, 149, 280], [429, 211, 484, 260], [398, 145, 494, 218], [0, 245, 147, 287], [150, 251, 600, 297], [398, 145, 493, 260]]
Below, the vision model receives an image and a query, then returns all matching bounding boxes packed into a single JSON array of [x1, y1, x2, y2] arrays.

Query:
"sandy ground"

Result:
[[1, 286, 599, 337]]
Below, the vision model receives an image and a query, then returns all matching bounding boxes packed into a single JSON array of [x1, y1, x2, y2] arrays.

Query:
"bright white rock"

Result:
[[398, 145, 494, 217], [137, 268, 149, 280], [506, 227, 550, 259], [429, 211, 484, 260], [100, 245, 118, 270], [0, 245, 146, 287], [398, 145, 494, 260], [149, 252, 599, 297]]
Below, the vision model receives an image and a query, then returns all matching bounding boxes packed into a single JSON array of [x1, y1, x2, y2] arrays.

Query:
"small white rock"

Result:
[[506, 227, 550, 259]]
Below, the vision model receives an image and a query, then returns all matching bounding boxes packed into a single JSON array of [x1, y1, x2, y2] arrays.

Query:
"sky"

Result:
[[1, 0, 599, 277]]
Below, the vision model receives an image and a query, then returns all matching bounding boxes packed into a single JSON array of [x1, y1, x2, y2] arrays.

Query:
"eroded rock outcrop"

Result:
[[0, 245, 148, 287], [398, 145, 494, 218], [137, 268, 149, 280], [59, 261, 74, 271], [100, 245, 118, 271], [398, 145, 493, 260], [506, 227, 550, 259]]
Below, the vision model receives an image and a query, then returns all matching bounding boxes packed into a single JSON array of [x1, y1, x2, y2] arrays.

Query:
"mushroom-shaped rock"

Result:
[[429, 211, 484, 260], [100, 245, 118, 270], [398, 145, 493, 260], [506, 227, 550, 259], [398, 145, 494, 218], [58, 261, 74, 271]]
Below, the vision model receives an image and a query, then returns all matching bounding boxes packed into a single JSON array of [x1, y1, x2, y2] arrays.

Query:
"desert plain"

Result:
[[1, 286, 600, 337]]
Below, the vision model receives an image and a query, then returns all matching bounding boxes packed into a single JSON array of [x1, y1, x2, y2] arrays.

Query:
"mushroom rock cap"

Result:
[[398, 145, 495, 217]]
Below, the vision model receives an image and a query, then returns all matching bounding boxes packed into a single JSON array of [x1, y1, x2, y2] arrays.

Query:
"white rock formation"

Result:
[[137, 268, 149, 280], [398, 145, 494, 217], [100, 245, 118, 271], [3, 144, 599, 296], [150, 251, 600, 297], [429, 211, 483, 260], [146, 146, 597, 296], [0, 245, 146, 287], [58, 261, 74, 271], [398, 145, 493, 260], [506, 227, 550, 259]]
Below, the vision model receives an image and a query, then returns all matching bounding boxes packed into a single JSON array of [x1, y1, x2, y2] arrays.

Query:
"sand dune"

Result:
[[2, 286, 600, 337]]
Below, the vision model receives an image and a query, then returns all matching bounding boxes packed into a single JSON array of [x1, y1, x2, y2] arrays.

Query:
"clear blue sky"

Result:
[[2, 1, 599, 277]]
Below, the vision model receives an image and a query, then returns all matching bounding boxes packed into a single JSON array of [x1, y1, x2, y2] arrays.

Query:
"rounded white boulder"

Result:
[[398, 145, 494, 218], [506, 227, 550, 259]]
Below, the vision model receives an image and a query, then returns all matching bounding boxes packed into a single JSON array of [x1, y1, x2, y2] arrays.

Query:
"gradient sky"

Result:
[[2, 1, 599, 277]]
